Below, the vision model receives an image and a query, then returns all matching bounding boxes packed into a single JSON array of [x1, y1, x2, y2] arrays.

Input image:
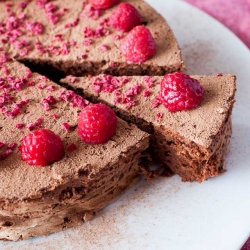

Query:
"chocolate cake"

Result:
[[0, 0, 237, 242], [0, 60, 149, 241], [61, 74, 236, 182], [0, 0, 184, 77]]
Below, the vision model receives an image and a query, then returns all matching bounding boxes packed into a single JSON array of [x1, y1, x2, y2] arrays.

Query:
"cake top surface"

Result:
[[0, 0, 183, 73], [62, 74, 236, 148], [0, 60, 148, 200]]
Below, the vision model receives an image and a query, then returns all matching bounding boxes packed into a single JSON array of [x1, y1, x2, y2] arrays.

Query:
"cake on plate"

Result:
[[0, 60, 149, 241], [0, 0, 184, 77], [0, 0, 237, 241], [61, 74, 236, 182]]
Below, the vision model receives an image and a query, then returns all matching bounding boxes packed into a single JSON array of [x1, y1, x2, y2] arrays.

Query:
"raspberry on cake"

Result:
[[0, 0, 184, 76], [160, 72, 204, 112], [19, 129, 65, 166], [61, 73, 236, 182], [90, 0, 120, 9], [78, 103, 118, 144], [110, 3, 142, 32], [121, 25, 156, 63], [0, 60, 149, 241]]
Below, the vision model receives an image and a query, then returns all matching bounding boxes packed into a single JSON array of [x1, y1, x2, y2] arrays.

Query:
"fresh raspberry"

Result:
[[18, 129, 65, 166], [110, 3, 142, 32], [78, 103, 117, 144], [89, 0, 120, 9], [160, 72, 204, 112], [121, 26, 156, 63]]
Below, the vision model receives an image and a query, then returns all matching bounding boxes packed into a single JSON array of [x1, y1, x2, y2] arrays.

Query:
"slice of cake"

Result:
[[0, 60, 149, 241], [61, 74, 236, 182], [0, 0, 184, 77]]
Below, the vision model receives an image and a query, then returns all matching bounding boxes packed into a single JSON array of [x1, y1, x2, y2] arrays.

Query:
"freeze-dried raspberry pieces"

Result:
[[160, 72, 204, 112], [121, 26, 156, 63], [110, 3, 142, 32], [78, 104, 117, 144], [89, 0, 120, 9], [18, 129, 65, 166]]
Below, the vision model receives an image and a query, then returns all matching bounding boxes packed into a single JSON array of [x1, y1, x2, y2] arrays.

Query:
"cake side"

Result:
[[0, 61, 149, 241], [0, 134, 148, 241], [0, 0, 184, 78], [61, 74, 236, 181]]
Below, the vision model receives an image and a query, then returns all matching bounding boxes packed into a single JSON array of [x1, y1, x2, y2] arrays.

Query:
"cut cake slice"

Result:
[[0, 0, 184, 77], [0, 61, 149, 241], [61, 74, 236, 182]]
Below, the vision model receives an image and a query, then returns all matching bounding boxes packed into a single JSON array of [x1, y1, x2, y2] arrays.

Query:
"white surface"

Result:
[[2, 1, 250, 249]]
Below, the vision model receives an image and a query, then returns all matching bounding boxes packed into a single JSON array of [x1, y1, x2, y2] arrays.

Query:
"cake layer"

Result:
[[0, 61, 149, 241], [61, 74, 236, 182], [0, 0, 184, 77]]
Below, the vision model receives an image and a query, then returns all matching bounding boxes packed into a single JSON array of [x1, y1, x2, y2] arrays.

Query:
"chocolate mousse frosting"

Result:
[[0, 61, 149, 241], [61, 74, 236, 182], [0, 0, 184, 77]]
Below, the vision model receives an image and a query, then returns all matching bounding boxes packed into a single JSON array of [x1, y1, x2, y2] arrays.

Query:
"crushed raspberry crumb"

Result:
[[143, 90, 151, 97], [0, 149, 12, 160], [64, 18, 80, 28], [78, 103, 117, 144], [143, 76, 156, 88], [38, 82, 46, 89], [89, 0, 120, 10], [36, 1, 67, 25], [61, 122, 71, 132], [113, 33, 123, 40], [82, 53, 88, 59], [19, 47, 30, 57], [16, 123, 25, 129], [110, 3, 142, 32], [8, 142, 17, 150], [99, 17, 110, 27], [61, 43, 69, 55], [125, 100, 136, 109], [0, 142, 5, 150], [66, 143, 77, 152], [83, 39, 93, 46], [59, 90, 89, 109], [51, 113, 59, 119], [121, 26, 156, 63], [54, 34, 63, 42], [66, 75, 76, 84], [151, 96, 162, 108], [46, 85, 56, 91], [2, 65, 9, 76], [83, 26, 109, 38], [81, 4, 101, 20], [101, 44, 109, 51], [124, 83, 141, 97], [26, 117, 43, 131], [160, 72, 204, 112], [156, 112, 163, 120], [25, 68, 32, 78], [0, 51, 9, 65], [38, 75, 49, 81], [41, 96, 56, 111], [18, 0, 29, 9], [28, 81, 35, 86], [18, 129, 65, 166], [92, 74, 128, 93], [217, 72, 223, 76], [24, 21, 43, 35]]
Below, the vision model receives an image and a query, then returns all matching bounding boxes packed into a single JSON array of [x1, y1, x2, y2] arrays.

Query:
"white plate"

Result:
[[2, 1, 250, 249]]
